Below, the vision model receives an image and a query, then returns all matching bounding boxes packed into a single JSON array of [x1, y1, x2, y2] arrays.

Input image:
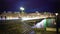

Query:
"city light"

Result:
[[6, 17, 19, 20], [21, 16, 47, 21], [20, 7, 24, 11], [55, 13, 58, 16], [21, 17, 39, 21]]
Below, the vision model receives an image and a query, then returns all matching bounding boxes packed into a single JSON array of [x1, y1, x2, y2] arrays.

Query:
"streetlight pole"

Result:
[[20, 7, 24, 14], [55, 13, 58, 34]]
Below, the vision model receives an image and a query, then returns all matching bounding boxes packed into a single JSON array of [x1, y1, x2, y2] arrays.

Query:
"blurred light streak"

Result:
[[21, 16, 47, 21], [0, 17, 19, 20], [32, 19, 46, 28]]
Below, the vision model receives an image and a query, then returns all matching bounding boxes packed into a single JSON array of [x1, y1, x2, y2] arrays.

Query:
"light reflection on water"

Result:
[[32, 18, 55, 28], [0, 18, 56, 34]]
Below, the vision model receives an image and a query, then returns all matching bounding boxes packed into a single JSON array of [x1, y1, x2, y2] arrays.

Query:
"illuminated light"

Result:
[[21, 17, 39, 21], [55, 13, 58, 16], [32, 19, 46, 28], [1, 18, 6, 20], [21, 16, 47, 21], [37, 13, 40, 15], [54, 23, 56, 25], [6, 17, 19, 20], [20, 7, 24, 10]]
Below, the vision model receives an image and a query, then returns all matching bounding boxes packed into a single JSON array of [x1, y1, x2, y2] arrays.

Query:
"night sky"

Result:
[[0, 0, 60, 13]]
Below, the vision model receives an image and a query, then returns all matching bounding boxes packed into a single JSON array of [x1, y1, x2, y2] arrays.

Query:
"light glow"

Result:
[[6, 17, 19, 20], [22, 17, 40, 21], [20, 7, 24, 10], [32, 19, 46, 28], [55, 13, 58, 16], [21, 16, 47, 21]]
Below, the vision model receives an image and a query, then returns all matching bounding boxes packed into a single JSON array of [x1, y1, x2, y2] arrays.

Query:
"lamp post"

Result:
[[20, 7, 24, 14], [55, 13, 58, 34], [55, 13, 58, 16]]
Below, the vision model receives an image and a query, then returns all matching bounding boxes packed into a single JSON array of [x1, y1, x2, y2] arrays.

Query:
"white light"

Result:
[[21, 16, 47, 21], [6, 17, 19, 20], [55, 13, 58, 16], [32, 19, 46, 28], [20, 7, 24, 10], [21, 17, 40, 21]]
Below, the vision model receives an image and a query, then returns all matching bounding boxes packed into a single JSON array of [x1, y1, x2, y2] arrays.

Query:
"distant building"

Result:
[[0, 11, 55, 20]]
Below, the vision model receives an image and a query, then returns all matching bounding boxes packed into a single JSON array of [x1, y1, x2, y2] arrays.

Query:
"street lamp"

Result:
[[20, 7, 24, 14], [20, 7, 24, 10], [55, 13, 58, 16], [55, 13, 58, 34]]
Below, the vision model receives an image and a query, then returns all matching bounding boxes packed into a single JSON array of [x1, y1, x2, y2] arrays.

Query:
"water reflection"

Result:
[[32, 19, 46, 28], [0, 19, 35, 34], [0, 18, 56, 34], [32, 18, 55, 28]]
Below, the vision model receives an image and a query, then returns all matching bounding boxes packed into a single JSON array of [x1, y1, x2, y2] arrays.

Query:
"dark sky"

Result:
[[0, 0, 60, 13]]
